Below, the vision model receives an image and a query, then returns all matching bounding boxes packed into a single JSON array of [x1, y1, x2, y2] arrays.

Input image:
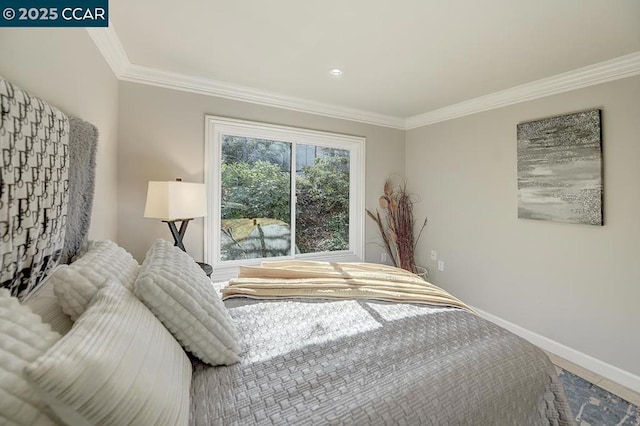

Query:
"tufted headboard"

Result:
[[0, 76, 97, 299]]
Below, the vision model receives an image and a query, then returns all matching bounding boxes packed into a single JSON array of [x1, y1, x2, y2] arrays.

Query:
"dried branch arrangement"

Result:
[[366, 179, 427, 274]]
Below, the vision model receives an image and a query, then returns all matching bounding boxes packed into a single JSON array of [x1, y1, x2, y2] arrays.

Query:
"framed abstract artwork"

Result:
[[517, 109, 603, 226]]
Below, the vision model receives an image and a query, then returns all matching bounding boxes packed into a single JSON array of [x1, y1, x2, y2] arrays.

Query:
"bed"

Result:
[[189, 264, 572, 425], [0, 76, 574, 425]]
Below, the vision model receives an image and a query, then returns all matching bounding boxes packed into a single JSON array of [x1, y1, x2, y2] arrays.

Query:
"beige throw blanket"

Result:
[[223, 261, 475, 313]]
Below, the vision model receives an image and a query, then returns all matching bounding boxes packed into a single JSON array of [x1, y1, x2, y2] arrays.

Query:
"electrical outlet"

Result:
[[381, 252, 387, 263], [431, 250, 437, 260], [437, 260, 445, 271]]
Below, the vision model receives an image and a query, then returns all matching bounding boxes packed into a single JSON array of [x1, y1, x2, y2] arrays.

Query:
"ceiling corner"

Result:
[[405, 51, 640, 130], [85, 23, 640, 132], [86, 22, 130, 78], [85, 23, 406, 129]]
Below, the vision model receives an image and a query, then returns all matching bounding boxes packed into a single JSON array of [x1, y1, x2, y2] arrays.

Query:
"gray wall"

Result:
[[406, 75, 640, 376], [0, 28, 119, 240], [117, 82, 405, 263]]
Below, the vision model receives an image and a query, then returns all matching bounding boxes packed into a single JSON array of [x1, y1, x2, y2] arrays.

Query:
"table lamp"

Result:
[[144, 178, 207, 252]]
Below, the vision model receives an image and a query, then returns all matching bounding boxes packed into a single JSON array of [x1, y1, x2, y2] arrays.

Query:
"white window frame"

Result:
[[204, 116, 365, 281]]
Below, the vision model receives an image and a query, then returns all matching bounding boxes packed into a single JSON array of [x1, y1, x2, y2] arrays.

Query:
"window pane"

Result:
[[220, 135, 292, 260], [295, 145, 350, 253]]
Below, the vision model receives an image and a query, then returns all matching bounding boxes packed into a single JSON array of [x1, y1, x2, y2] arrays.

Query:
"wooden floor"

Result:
[[545, 351, 640, 406]]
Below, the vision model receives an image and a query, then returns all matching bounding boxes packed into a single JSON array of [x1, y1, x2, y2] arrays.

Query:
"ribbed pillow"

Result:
[[24, 281, 192, 426], [51, 240, 139, 320], [135, 239, 240, 366], [0, 289, 60, 425], [23, 269, 73, 336]]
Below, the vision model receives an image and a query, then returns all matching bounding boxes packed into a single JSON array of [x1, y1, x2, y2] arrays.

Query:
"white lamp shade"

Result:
[[144, 181, 207, 220]]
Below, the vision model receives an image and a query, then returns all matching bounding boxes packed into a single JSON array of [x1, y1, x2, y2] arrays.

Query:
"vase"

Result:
[[416, 266, 428, 281]]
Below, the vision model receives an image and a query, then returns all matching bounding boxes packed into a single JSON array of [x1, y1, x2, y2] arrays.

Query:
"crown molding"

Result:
[[87, 27, 640, 130], [405, 51, 640, 129], [84, 25, 405, 129], [119, 64, 406, 129], [86, 23, 129, 77]]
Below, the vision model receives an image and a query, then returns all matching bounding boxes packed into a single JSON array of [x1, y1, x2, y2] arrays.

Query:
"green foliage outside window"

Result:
[[296, 156, 349, 253], [221, 160, 290, 222], [221, 145, 350, 254]]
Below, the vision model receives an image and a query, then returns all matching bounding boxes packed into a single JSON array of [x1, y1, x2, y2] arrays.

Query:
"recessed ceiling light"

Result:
[[329, 68, 343, 76]]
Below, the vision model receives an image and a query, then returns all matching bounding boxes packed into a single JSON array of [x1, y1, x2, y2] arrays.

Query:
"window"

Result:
[[205, 116, 365, 280]]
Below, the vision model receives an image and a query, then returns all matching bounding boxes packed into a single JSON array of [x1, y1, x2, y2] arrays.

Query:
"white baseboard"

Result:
[[473, 306, 640, 394]]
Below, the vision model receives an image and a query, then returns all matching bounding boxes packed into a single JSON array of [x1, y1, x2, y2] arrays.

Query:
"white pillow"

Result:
[[71, 240, 140, 288], [23, 268, 73, 336], [51, 240, 139, 320], [135, 239, 240, 366], [24, 281, 192, 426], [0, 289, 60, 425]]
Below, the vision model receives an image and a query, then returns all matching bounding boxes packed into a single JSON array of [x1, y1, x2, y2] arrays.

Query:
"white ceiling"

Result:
[[108, 0, 640, 123]]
